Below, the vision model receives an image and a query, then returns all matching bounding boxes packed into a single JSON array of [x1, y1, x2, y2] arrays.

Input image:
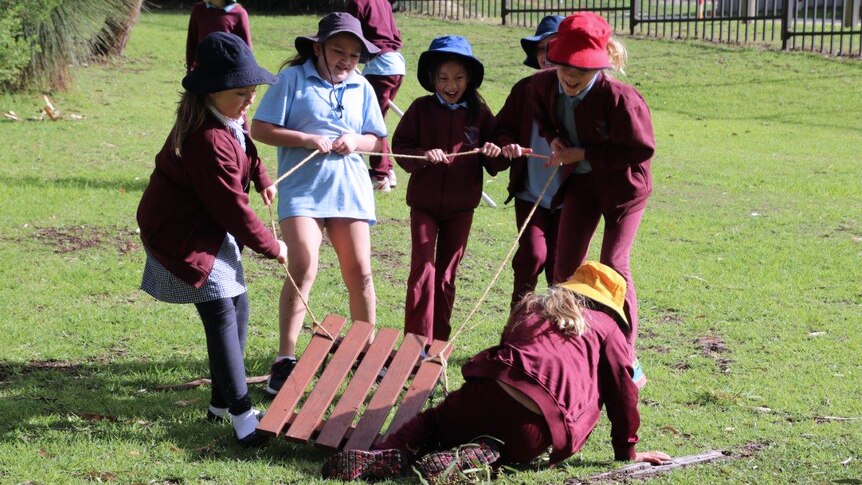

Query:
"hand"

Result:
[[260, 184, 277, 206], [276, 240, 288, 264], [634, 451, 672, 465], [550, 137, 569, 154], [305, 134, 332, 153], [332, 133, 359, 155], [501, 144, 532, 159], [425, 148, 448, 164], [480, 142, 501, 158]]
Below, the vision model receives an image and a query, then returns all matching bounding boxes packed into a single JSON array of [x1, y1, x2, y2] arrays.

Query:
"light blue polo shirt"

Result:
[[556, 73, 599, 175], [362, 51, 406, 76], [254, 59, 387, 224], [515, 122, 560, 209]]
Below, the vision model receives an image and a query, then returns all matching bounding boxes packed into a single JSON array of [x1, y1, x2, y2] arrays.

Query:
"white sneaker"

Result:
[[388, 169, 397, 187], [373, 177, 391, 192]]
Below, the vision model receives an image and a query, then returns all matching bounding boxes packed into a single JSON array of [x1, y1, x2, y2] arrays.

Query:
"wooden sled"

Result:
[[257, 314, 453, 451]]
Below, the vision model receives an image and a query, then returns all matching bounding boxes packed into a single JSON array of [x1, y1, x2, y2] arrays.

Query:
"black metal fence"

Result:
[[395, 0, 862, 56]]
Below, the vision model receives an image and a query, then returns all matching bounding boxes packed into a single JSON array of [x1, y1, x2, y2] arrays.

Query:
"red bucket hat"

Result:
[[546, 12, 612, 70]]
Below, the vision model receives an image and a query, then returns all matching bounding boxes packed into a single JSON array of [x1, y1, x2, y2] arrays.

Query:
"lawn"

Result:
[[0, 9, 861, 485]]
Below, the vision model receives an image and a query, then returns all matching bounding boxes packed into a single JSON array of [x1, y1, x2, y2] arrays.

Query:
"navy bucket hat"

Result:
[[182, 32, 277, 94], [520, 15, 564, 69], [416, 35, 485, 93], [295, 12, 381, 63]]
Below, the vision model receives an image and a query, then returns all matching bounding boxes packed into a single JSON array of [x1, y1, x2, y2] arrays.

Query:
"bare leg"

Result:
[[278, 216, 324, 356], [326, 218, 376, 327]]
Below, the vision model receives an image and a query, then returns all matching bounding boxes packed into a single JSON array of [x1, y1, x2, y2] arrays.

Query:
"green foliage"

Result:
[[0, 4, 32, 88]]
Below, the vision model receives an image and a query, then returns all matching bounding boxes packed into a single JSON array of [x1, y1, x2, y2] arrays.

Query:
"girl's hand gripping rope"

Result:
[[479, 141, 502, 158], [304, 134, 333, 153], [501, 144, 533, 160], [332, 133, 360, 155], [425, 148, 449, 164], [260, 184, 277, 206]]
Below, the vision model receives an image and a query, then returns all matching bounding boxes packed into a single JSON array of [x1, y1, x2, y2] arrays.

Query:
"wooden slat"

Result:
[[257, 314, 347, 437], [343, 333, 426, 451], [380, 339, 453, 444], [315, 327, 399, 450], [285, 320, 375, 443]]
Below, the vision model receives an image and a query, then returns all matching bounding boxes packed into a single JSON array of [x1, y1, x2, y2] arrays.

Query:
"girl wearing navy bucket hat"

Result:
[[495, 15, 565, 310], [531, 12, 654, 373], [137, 32, 287, 446], [391, 35, 506, 345], [250, 13, 388, 396]]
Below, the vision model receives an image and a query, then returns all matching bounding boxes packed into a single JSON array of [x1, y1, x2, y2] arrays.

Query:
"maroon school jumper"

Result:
[[346, 0, 404, 181], [137, 115, 279, 287], [532, 70, 654, 344], [495, 74, 561, 308], [376, 307, 641, 465], [392, 95, 506, 341], [186, 2, 252, 71]]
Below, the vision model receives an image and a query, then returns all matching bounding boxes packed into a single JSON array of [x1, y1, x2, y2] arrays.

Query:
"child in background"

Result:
[[531, 12, 655, 349], [137, 32, 286, 445], [186, 0, 252, 71], [496, 15, 564, 309], [250, 13, 387, 396], [346, 0, 406, 192], [321, 262, 670, 482], [392, 35, 505, 343]]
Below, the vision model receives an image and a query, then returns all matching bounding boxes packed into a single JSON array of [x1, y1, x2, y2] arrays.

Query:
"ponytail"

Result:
[[606, 37, 628, 76]]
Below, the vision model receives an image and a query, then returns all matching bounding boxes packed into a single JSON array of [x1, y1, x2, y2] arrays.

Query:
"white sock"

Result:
[[230, 408, 260, 440], [208, 405, 228, 418], [275, 355, 296, 362]]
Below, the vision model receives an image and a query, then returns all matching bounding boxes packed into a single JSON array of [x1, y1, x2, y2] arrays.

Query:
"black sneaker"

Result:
[[266, 358, 296, 396]]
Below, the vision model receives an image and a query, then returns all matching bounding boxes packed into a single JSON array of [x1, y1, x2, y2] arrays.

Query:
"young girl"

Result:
[[346, 0, 406, 191], [321, 262, 670, 481], [496, 15, 564, 309], [391, 35, 505, 343], [531, 12, 655, 348], [186, 0, 252, 72], [137, 32, 286, 445], [250, 12, 387, 396]]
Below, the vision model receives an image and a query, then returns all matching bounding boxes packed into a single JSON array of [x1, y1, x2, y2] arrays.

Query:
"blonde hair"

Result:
[[509, 287, 590, 337], [606, 37, 628, 76]]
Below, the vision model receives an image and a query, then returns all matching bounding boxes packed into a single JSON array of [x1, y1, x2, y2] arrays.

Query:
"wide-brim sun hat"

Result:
[[520, 15, 564, 69], [416, 35, 485, 93], [295, 12, 381, 64], [546, 12, 612, 70], [183, 32, 277, 94], [557, 261, 628, 326]]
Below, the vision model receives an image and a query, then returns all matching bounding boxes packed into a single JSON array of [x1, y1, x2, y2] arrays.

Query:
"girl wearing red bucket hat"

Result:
[[391, 35, 506, 344], [321, 262, 670, 481], [250, 12, 388, 396], [530, 12, 655, 350]]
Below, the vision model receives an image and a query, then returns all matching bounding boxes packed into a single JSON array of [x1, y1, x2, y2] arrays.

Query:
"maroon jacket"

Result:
[[137, 115, 279, 288], [462, 307, 640, 465], [186, 2, 252, 69], [346, 0, 402, 54], [531, 70, 654, 211], [494, 74, 539, 204], [392, 95, 507, 215]]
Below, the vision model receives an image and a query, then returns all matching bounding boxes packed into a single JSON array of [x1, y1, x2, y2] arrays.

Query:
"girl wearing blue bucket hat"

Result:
[[495, 15, 564, 310], [391, 35, 506, 344], [137, 32, 287, 446], [250, 12, 388, 396]]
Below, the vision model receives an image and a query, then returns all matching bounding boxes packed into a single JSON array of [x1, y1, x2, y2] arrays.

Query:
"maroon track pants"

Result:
[[365, 74, 403, 180], [511, 198, 561, 308]]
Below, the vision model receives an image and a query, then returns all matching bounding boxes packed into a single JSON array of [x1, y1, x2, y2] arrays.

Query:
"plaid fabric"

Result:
[[141, 233, 246, 304], [416, 440, 501, 485], [321, 449, 406, 481]]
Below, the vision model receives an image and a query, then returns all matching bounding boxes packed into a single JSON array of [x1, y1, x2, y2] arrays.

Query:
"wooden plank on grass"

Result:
[[285, 320, 375, 444], [343, 333, 426, 451], [382, 339, 453, 442], [315, 327, 399, 450], [257, 314, 346, 437]]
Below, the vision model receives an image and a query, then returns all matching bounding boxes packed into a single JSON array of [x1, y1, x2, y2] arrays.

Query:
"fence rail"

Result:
[[395, 0, 862, 56]]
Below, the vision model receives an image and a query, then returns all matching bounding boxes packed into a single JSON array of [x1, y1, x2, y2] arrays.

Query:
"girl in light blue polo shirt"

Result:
[[251, 12, 387, 395]]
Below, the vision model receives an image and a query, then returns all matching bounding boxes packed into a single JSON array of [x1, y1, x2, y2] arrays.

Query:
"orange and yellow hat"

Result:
[[557, 261, 628, 326]]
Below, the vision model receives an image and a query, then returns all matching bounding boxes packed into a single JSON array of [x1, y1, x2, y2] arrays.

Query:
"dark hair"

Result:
[[169, 91, 209, 157], [280, 52, 311, 71], [426, 54, 487, 123]]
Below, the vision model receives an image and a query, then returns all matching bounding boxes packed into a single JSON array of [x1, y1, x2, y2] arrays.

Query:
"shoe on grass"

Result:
[[388, 169, 397, 187], [321, 448, 407, 480], [416, 439, 501, 484], [266, 358, 296, 396], [372, 176, 391, 192], [206, 405, 229, 422]]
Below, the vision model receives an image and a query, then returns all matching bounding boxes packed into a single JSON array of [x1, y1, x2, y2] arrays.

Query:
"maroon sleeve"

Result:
[[186, 134, 279, 258], [478, 106, 508, 176], [236, 6, 253, 49], [584, 88, 655, 171], [391, 99, 431, 173], [599, 327, 641, 460], [531, 71, 561, 145], [250, 154, 273, 193], [185, 6, 200, 70], [494, 78, 528, 148]]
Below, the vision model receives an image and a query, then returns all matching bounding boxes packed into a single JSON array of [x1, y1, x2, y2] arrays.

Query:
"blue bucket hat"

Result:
[[520, 15, 564, 69], [295, 12, 381, 63], [416, 35, 485, 93], [182, 32, 277, 94]]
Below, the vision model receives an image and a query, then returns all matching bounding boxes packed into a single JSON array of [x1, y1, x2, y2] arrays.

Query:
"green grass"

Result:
[[1, 10, 861, 485]]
